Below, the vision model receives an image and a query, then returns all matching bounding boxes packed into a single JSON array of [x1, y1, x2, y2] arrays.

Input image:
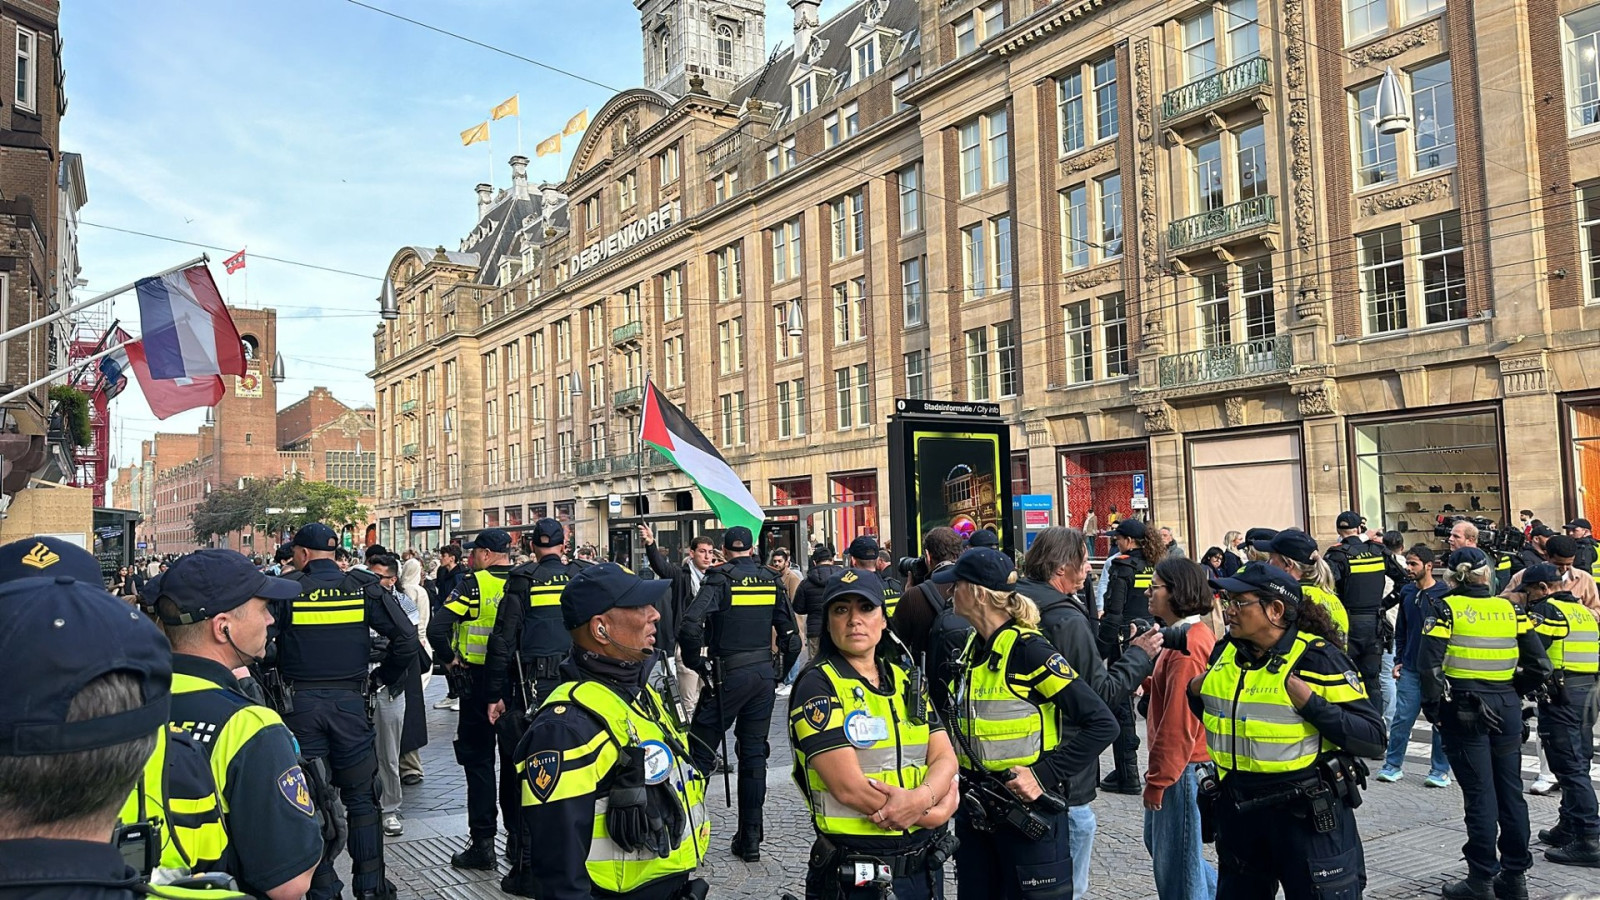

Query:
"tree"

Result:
[[191, 480, 272, 545], [190, 476, 369, 546]]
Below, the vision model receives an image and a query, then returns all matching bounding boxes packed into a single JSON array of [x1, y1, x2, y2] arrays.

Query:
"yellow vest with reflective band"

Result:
[[883, 586, 901, 618], [1345, 553, 1386, 576], [791, 658, 930, 837], [170, 672, 293, 814], [119, 728, 230, 876], [527, 571, 570, 610], [1133, 569, 1153, 592], [951, 625, 1065, 772], [518, 679, 709, 893], [1424, 593, 1520, 683], [448, 569, 506, 665], [1537, 598, 1600, 675], [1301, 582, 1350, 637], [1199, 631, 1364, 777], [290, 581, 366, 626]]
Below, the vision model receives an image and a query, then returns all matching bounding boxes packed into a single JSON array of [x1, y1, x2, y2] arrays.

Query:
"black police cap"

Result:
[[930, 547, 1016, 590], [723, 526, 753, 552], [560, 562, 670, 631], [157, 549, 301, 625], [1209, 561, 1304, 606], [0, 536, 105, 585], [470, 529, 513, 553], [293, 523, 339, 551], [821, 568, 887, 609], [1520, 563, 1562, 587], [847, 535, 880, 561], [530, 518, 565, 548]]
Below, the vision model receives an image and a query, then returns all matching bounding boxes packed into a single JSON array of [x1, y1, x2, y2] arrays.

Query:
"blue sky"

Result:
[[65, 0, 852, 480]]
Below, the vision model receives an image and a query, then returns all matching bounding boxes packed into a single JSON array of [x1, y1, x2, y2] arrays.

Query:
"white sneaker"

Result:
[[1529, 777, 1557, 795], [383, 814, 403, 836], [433, 696, 455, 709], [775, 683, 792, 698]]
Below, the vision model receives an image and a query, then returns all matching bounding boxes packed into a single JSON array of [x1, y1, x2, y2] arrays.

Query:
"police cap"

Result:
[[1446, 547, 1492, 570], [1209, 561, 1303, 606], [1335, 511, 1364, 530], [968, 528, 1001, 549], [846, 535, 881, 562], [157, 549, 301, 625], [530, 518, 565, 548], [0, 575, 171, 756], [1520, 563, 1562, 587], [1565, 518, 1593, 532], [469, 529, 513, 553], [1112, 519, 1146, 540], [930, 547, 1016, 590], [293, 523, 339, 551], [0, 536, 105, 585], [1530, 523, 1557, 539], [821, 568, 887, 609], [1243, 527, 1279, 546], [723, 526, 753, 552], [1262, 528, 1319, 565], [560, 562, 670, 631]]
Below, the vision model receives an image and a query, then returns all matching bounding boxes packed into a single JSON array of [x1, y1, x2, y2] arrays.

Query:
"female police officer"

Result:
[[789, 568, 961, 900], [938, 547, 1117, 899], [1191, 561, 1386, 899], [1421, 547, 1551, 900], [1100, 519, 1167, 792]]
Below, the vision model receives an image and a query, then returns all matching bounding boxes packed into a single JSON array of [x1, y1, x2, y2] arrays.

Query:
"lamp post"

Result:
[[378, 278, 399, 321], [270, 353, 286, 384], [785, 298, 805, 337], [1375, 66, 1411, 135]]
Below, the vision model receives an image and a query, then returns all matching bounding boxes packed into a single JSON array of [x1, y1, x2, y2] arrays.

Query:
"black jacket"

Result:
[[644, 542, 704, 644], [793, 563, 843, 639], [1016, 577, 1155, 806]]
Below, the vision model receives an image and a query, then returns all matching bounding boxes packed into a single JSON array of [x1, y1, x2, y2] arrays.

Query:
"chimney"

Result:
[[788, 0, 822, 61], [509, 155, 530, 199], [476, 182, 494, 219]]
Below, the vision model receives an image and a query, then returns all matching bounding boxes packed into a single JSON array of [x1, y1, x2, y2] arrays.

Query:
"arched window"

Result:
[[656, 27, 672, 81], [240, 335, 259, 360], [717, 24, 735, 69]]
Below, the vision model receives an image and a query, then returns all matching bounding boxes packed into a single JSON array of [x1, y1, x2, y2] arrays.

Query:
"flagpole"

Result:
[[517, 113, 523, 156], [243, 245, 249, 310], [0, 340, 133, 407], [0, 255, 206, 348]]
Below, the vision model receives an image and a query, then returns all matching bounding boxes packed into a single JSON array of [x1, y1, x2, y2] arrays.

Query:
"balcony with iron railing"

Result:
[[576, 458, 609, 479], [1157, 336, 1291, 389], [614, 385, 644, 409], [1162, 57, 1272, 123], [611, 452, 642, 473], [399, 399, 419, 416], [401, 443, 419, 458], [397, 487, 417, 501], [1167, 195, 1277, 254], [611, 320, 643, 346]]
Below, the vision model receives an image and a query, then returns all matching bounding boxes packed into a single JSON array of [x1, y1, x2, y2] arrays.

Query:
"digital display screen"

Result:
[[408, 509, 443, 530]]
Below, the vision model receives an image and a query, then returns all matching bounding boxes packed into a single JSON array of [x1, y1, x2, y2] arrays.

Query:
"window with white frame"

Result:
[[1102, 293, 1129, 376], [530, 331, 546, 373], [584, 197, 600, 230], [658, 145, 680, 184], [965, 328, 992, 401], [663, 335, 685, 387], [902, 257, 925, 326], [585, 303, 606, 349], [962, 221, 988, 297], [1182, 13, 1217, 82], [958, 110, 1009, 196], [778, 379, 807, 439], [954, 14, 977, 56], [899, 164, 922, 232], [1060, 184, 1090, 270], [771, 218, 802, 282], [831, 190, 865, 259], [617, 172, 638, 212], [1197, 272, 1232, 348], [660, 268, 683, 320], [589, 422, 607, 460], [717, 317, 745, 373], [1411, 60, 1456, 171], [484, 350, 500, 389], [832, 277, 866, 344], [1193, 137, 1226, 212], [719, 392, 746, 447], [834, 365, 871, 429], [824, 111, 842, 147], [712, 170, 739, 204], [557, 374, 574, 417], [892, 69, 917, 112], [507, 394, 522, 432], [995, 322, 1019, 398], [1058, 56, 1118, 157], [1583, 183, 1600, 303], [717, 24, 735, 69], [794, 76, 817, 115], [14, 28, 36, 112], [854, 37, 879, 81], [1064, 300, 1093, 384], [1093, 56, 1119, 141], [775, 302, 802, 360], [531, 437, 547, 478], [557, 431, 574, 474], [530, 384, 545, 421], [1241, 260, 1276, 340], [588, 362, 605, 408], [905, 349, 928, 399], [1233, 124, 1265, 201], [623, 348, 644, 389], [485, 400, 499, 437], [1360, 225, 1407, 333], [486, 448, 499, 486], [1353, 81, 1399, 187], [715, 243, 744, 302], [1098, 173, 1124, 257], [1568, 7, 1600, 131], [1347, 0, 1387, 43], [993, 215, 1013, 291], [1419, 213, 1466, 324], [1058, 71, 1085, 156]]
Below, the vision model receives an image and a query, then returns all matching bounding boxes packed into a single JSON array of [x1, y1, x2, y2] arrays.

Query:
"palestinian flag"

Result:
[[639, 380, 765, 535]]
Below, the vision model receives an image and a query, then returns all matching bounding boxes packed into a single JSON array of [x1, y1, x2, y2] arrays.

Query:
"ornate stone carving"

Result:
[[1357, 176, 1453, 216], [1060, 143, 1115, 178], [1224, 396, 1246, 427], [1025, 421, 1051, 448], [1293, 276, 1322, 324], [1133, 39, 1162, 286], [1348, 21, 1441, 67], [1282, 0, 1316, 251], [807, 37, 831, 65], [1498, 352, 1549, 397], [1064, 264, 1120, 293], [1138, 399, 1174, 434], [1293, 380, 1338, 417], [863, 0, 888, 27]]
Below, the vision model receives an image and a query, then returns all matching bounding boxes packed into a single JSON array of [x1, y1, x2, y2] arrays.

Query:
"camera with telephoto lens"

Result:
[[1433, 515, 1525, 554], [898, 555, 929, 584], [1124, 618, 1194, 654]]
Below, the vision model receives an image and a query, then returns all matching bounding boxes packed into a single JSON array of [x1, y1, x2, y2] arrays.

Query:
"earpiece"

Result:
[[597, 623, 609, 639]]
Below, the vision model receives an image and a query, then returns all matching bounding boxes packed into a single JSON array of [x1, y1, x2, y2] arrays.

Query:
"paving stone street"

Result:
[[355, 679, 1600, 900]]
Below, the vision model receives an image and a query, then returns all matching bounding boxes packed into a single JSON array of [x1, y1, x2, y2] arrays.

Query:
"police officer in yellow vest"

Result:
[[1521, 563, 1600, 867], [1100, 518, 1162, 794], [1420, 547, 1552, 900], [846, 537, 901, 618], [515, 562, 711, 900], [1563, 518, 1600, 578], [789, 568, 961, 900], [426, 528, 519, 872], [939, 548, 1118, 899], [154, 550, 323, 899], [1191, 561, 1385, 900]]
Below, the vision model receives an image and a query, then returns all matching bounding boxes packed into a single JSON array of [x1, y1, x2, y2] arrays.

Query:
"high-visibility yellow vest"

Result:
[[519, 679, 709, 894], [1199, 631, 1365, 776], [950, 625, 1065, 772], [1537, 597, 1600, 675], [1424, 593, 1520, 683], [790, 658, 931, 837], [1301, 582, 1350, 636], [119, 728, 230, 877], [448, 569, 506, 665], [882, 585, 902, 618]]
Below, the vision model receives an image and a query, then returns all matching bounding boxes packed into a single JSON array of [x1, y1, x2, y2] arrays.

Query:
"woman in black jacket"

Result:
[[1098, 518, 1166, 792]]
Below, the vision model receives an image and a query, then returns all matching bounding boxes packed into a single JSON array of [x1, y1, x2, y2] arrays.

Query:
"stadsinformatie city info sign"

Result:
[[570, 202, 678, 276], [894, 398, 1002, 418]]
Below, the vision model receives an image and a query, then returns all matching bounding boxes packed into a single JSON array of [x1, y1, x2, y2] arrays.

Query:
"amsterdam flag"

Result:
[[639, 380, 764, 536]]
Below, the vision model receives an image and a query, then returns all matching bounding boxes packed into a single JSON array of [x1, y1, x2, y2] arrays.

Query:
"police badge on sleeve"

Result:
[[802, 695, 832, 729], [528, 750, 563, 802], [278, 766, 316, 817]]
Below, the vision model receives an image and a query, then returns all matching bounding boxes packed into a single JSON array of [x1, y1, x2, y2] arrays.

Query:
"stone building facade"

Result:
[[371, 0, 1600, 560]]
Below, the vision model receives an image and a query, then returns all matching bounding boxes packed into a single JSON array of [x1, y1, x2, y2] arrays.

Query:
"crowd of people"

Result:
[[3, 505, 1597, 900]]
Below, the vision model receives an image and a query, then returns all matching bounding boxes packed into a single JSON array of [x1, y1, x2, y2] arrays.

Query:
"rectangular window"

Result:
[[1193, 137, 1225, 212], [824, 111, 842, 148], [1097, 173, 1123, 258], [766, 146, 782, 179], [585, 197, 600, 230], [719, 321, 734, 374], [795, 77, 816, 114], [854, 363, 871, 426], [589, 423, 607, 460], [905, 350, 928, 399], [958, 110, 1008, 196], [1411, 59, 1456, 171], [663, 336, 685, 387], [1093, 56, 1119, 141], [851, 191, 865, 254], [1183, 13, 1217, 82], [955, 15, 977, 56], [485, 400, 498, 437], [557, 375, 573, 417], [772, 219, 801, 282], [1419, 213, 1467, 324], [855, 38, 878, 80], [965, 327, 992, 401], [1241, 260, 1276, 340], [844, 102, 860, 139], [835, 368, 854, 429], [899, 164, 922, 233], [657, 145, 680, 184], [557, 432, 573, 474], [962, 221, 988, 297], [715, 243, 744, 302], [14, 28, 36, 112], [1406, 0, 1445, 20], [507, 394, 522, 432], [555, 319, 572, 362], [712, 170, 738, 204], [1065, 300, 1093, 384], [778, 379, 808, 439], [718, 392, 746, 447], [1102, 293, 1129, 377], [902, 257, 925, 326], [1236, 123, 1267, 200], [995, 322, 1018, 398], [832, 279, 865, 344], [1582, 184, 1600, 302], [992, 215, 1013, 291], [980, 2, 1005, 39], [1568, 7, 1600, 131], [1058, 71, 1085, 156], [1226, 0, 1260, 63], [775, 303, 802, 360], [1198, 272, 1232, 348], [530, 331, 546, 373], [1347, 0, 1389, 43], [530, 384, 545, 421], [987, 109, 1009, 188], [959, 120, 982, 196], [531, 437, 547, 478], [1354, 82, 1399, 187], [588, 362, 605, 408], [617, 172, 638, 212], [1061, 184, 1090, 270], [484, 350, 499, 389], [1360, 225, 1407, 333], [661, 268, 683, 320], [586, 303, 605, 350]]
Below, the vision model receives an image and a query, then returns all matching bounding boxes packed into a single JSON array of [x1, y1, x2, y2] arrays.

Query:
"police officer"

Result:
[[1194, 562, 1385, 899], [1421, 547, 1553, 900], [677, 525, 802, 862], [0, 537, 232, 888], [1521, 563, 1600, 866], [515, 563, 711, 900], [1325, 511, 1405, 699], [155, 550, 323, 899], [0, 559, 242, 898], [425, 529, 519, 872], [1565, 518, 1600, 577], [1261, 529, 1350, 640], [485, 519, 586, 896], [939, 547, 1118, 898], [1099, 518, 1163, 793], [275, 522, 418, 900], [789, 568, 960, 900], [847, 536, 901, 617]]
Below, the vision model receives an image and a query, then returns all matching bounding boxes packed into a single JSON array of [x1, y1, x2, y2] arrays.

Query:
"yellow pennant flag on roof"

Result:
[[536, 133, 562, 157], [564, 109, 589, 136], [460, 121, 489, 146], [492, 94, 519, 120]]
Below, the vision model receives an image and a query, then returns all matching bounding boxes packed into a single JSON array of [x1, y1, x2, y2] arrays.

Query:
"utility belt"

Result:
[[1544, 670, 1596, 707], [957, 767, 1068, 842], [1201, 755, 1366, 838], [810, 830, 958, 890], [717, 649, 773, 671], [287, 677, 367, 693], [519, 654, 564, 680], [1441, 687, 1514, 734]]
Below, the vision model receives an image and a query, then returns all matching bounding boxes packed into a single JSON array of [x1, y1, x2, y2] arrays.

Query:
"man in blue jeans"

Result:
[[1376, 544, 1452, 786]]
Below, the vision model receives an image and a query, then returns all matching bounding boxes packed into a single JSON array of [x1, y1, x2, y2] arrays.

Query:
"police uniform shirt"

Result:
[[169, 655, 323, 894], [486, 556, 584, 701], [275, 559, 417, 685], [0, 839, 143, 899], [425, 564, 513, 668], [1326, 536, 1395, 613]]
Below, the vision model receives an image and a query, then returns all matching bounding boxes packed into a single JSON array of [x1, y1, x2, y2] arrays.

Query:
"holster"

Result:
[[1195, 763, 1220, 844]]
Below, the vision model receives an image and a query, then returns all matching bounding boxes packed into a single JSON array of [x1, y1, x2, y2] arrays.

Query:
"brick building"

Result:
[[138, 306, 377, 556], [371, 0, 1600, 560]]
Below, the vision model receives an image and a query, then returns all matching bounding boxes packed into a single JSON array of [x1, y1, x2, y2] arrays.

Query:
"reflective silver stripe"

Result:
[[970, 698, 1037, 721], [816, 791, 869, 821], [856, 748, 899, 771], [1227, 701, 1306, 725], [1565, 650, 1600, 664], [977, 733, 1041, 760], [1444, 654, 1516, 672], [1450, 635, 1516, 650], [1200, 695, 1230, 719], [1230, 735, 1321, 763]]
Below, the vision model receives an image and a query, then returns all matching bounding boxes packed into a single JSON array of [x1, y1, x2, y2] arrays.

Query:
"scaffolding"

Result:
[[64, 304, 113, 505]]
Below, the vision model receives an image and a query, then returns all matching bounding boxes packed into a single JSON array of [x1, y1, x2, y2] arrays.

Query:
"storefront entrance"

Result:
[[1350, 407, 1506, 545]]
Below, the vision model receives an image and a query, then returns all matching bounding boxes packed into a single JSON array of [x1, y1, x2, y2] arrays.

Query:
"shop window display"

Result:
[[1352, 411, 1505, 546], [1571, 401, 1600, 525], [1060, 444, 1149, 558]]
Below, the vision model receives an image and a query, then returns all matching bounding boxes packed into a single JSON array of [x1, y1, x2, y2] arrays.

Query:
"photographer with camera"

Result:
[[939, 548, 1117, 899], [1099, 519, 1165, 793]]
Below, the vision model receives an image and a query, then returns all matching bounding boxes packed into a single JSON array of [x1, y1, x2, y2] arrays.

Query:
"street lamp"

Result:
[[785, 298, 805, 337], [1375, 66, 1411, 135], [204, 408, 215, 426], [570, 371, 585, 397], [378, 277, 399, 321], [442, 409, 454, 437], [270, 353, 286, 384]]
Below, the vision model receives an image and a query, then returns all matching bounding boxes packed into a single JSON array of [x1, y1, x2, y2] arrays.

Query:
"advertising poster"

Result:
[[888, 400, 1013, 559]]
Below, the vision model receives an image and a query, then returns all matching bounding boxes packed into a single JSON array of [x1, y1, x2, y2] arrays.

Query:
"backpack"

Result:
[[918, 581, 974, 710]]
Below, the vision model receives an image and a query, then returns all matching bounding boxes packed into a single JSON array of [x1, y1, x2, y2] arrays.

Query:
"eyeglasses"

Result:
[[1221, 593, 1263, 610]]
